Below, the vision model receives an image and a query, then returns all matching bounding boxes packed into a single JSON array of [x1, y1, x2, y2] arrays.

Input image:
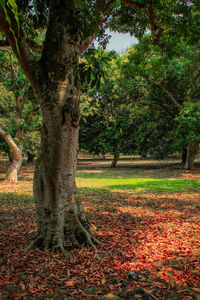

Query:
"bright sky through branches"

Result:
[[106, 31, 138, 53]]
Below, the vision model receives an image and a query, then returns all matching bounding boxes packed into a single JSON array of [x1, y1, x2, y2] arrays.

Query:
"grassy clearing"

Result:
[[77, 170, 200, 193], [0, 163, 199, 207]]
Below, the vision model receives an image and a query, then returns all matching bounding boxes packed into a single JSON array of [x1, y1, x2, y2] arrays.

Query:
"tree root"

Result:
[[75, 214, 103, 250], [24, 231, 73, 262], [24, 210, 102, 258]]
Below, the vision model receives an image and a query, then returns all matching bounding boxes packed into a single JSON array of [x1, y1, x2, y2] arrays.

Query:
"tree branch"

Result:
[[26, 39, 43, 54], [25, 106, 40, 125], [81, 0, 116, 51], [121, 0, 164, 45], [0, 126, 21, 162], [156, 81, 181, 109], [16, 95, 22, 115], [0, 8, 42, 95], [0, 38, 43, 54], [1, 48, 18, 78]]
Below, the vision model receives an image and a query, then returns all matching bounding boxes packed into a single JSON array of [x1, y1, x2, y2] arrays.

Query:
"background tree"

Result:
[[0, 48, 41, 181], [176, 101, 200, 170], [119, 38, 200, 166], [80, 49, 137, 167]]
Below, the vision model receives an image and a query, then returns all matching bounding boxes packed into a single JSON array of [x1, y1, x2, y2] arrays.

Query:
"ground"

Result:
[[0, 156, 200, 299]]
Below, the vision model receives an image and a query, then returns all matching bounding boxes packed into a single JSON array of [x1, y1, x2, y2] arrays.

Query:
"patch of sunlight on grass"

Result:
[[0, 181, 33, 196], [0, 181, 33, 207], [76, 173, 200, 193]]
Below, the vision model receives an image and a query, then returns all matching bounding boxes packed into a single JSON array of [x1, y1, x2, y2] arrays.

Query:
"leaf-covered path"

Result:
[[0, 159, 200, 299]]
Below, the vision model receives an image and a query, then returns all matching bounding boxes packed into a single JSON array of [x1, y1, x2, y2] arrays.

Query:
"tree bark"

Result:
[[26, 152, 35, 164], [0, 127, 22, 181], [181, 148, 187, 164], [185, 140, 199, 170], [111, 150, 120, 167], [27, 68, 101, 258]]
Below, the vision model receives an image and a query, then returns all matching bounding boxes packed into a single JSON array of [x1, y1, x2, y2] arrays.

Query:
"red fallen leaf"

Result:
[[81, 294, 98, 299], [101, 293, 118, 299], [190, 287, 200, 294], [0, 280, 11, 284], [19, 281, 26, 290], [65, 281, 74, 287], [9, 293, 22, 300]]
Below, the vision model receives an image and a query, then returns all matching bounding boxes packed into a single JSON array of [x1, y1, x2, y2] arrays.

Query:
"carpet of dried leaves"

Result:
[[0, 159, 200, 299]]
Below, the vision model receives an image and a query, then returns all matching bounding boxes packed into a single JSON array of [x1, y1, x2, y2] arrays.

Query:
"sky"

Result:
[[105, 31, 138, 53]]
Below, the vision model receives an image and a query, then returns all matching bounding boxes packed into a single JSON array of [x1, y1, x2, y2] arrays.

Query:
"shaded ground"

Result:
[[77, 155, 200, 170], [0, 157, 200, 299]]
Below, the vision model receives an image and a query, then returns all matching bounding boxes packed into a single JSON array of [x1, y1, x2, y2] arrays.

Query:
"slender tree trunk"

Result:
[[181, 148, 187, 164], [111, 150, 120, 168], [185, 140, 199, 170], [8, 151, 13, 163], [0, 127, 22, 181], [26, 152, 35, 164]]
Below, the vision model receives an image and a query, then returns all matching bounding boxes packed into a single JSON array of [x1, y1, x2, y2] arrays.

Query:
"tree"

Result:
[[0, 47, 41, 180], [0, 0, 199, 256], [176, 101, 200, 170], [23, 131, 41, 164], [0, 126, 22, 181], [79, 49, 137, 167], [119, 37, 200, 164]]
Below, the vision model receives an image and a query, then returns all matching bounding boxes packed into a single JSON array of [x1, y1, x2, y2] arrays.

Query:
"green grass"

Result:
[[0, 192, 33, 207], [76, 171, 200, 193], [0, 167, 200, 207]]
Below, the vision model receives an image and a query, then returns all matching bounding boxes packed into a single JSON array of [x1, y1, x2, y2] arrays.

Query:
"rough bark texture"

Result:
[[25, 1, 102, 255], [0, 127, 22, 182], [185, 140, 199, 170], [29, 71, 101, 258]]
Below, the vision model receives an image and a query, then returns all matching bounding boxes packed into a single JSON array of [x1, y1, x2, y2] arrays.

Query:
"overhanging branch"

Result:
[[0, 8, 43, 95], [155, 80, 181, 109], [121, 0, 164, 45], [0, 38, 43, 54]]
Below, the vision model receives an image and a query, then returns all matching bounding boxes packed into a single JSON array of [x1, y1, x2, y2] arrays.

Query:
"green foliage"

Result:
[[77, 171, 200, 193], [79, 47, 116, 90], [0, 0, 21, 56], [79, 49, 136, 158], [0, 48, 41, 154], [23, 131, 40, 157], [176, 101, 200, 148]]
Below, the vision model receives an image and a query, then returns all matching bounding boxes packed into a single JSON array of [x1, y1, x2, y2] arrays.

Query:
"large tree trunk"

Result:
[[185, 140, 199, 170], [28, 72, 100, 258], [0, 127, 22, 182]]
